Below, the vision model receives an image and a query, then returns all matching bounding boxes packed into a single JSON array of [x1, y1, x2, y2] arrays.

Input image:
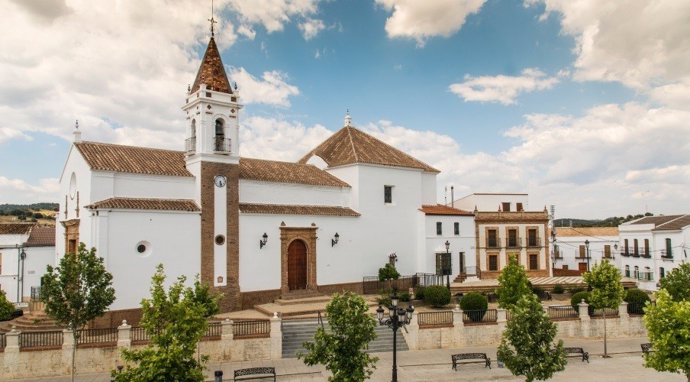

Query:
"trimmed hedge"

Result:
[[414, 286, 426, 300], [571, 291, 592, 314], [459, 292, 488, 321], [424, 285, 451, 308], [624, 288, 651, 314], [553, 284, 565, 294]]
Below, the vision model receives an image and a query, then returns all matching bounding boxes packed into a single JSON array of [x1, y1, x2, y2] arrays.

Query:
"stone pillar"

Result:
[[220, 319, 235, 361], [618, 301, 629, 319], [4, 328, 20, 379], [270, 313, 282, 360], [62, 329, 75, 375], [5, 327, 19, 353], [618, 301, 630, 336], [221, 318, 234, 340], [405, 311, 419, 350], [452, 306, 464, 347], [117, 320, 132, 348], [496, 308, 507, 342], [578, 300, 590, 338]]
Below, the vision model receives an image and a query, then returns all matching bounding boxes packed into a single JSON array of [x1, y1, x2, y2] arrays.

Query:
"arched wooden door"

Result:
[[287, 240, 307, 290]]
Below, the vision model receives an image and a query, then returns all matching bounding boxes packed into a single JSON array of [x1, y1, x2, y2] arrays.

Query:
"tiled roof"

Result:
[[419, 204, 474, 216], [653, 215, 690, 231], [0, 223, 34, 235], [239, 158, 350, 188], [75, 142, 192, 177], [298, 126, 439, 173], [240, 203, 360, 217], [191, 37, 232, 94], [24, 226, 55, 247], [552, 227, 619, 237], [629, 215, 683, 226], [86, 198, 200, 212]]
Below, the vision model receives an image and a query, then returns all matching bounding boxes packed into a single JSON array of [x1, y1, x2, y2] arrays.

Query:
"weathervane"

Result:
[[208, 0, 217, 37]]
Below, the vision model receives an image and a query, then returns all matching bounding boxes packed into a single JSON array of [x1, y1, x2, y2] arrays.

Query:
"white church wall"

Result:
[[423, 216, 476, 276], [0, 234, 28, 303], [420, 173, 437, 205], [326, 166, 360, 210], [112, 173, 195, 200], [239, 180, 347, 207], [21, 246, 55, 299], [102, 210, 201, 310]]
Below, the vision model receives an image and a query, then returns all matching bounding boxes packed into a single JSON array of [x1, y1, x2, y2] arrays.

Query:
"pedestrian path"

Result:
[[10, 337, 685, 382]]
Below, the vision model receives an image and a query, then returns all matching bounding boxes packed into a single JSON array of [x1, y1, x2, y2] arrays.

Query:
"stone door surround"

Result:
[[280, 224, 317, 295]]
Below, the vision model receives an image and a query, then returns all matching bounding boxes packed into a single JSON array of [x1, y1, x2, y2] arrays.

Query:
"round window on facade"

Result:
[[215, 235, 226, 245], [136, 241, 152, 257], [69, 172, 77, 199]]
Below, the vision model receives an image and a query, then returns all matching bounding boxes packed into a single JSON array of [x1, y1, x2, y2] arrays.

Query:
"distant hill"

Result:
[[0, 203, 58, 226], [554, 213, 653, 228]]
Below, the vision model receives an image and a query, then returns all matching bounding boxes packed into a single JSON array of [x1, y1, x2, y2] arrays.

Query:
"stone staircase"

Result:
[[281, 319, 408, 358], [0, 311, 63, 333]]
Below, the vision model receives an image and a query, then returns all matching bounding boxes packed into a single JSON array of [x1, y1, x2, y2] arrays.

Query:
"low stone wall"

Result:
[[0, 317, 281, 380], [406, 302, 646, 350]]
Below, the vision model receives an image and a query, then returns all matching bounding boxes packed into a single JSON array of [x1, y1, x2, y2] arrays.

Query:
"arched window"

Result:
[[634, 266, 639, 280], [624, 265, 630, 277], [215, 118, 224, 137], [644, 266, 651, 281], [191, 120, 196, 137]]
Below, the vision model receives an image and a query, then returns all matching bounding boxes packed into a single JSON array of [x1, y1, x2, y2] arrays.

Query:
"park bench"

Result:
[[564, 347, 589, 363], [641, 343, 653, 354], [451, 352, 491, 370], [233, 367, 276, 381]]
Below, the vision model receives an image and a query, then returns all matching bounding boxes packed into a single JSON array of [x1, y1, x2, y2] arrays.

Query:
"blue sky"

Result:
[[1, 0, 689, 218]]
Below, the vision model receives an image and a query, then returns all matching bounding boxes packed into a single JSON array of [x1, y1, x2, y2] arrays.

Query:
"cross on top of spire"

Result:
[[208, 0, 217, 37]]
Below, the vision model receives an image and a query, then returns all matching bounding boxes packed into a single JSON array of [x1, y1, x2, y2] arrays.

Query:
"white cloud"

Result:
[[0, 176, 59, 204], [376, 0, 486, 46], [299, 18, 326, 40], [527, 0, 690, 90], [0, 127, 32, 144], [239, 116, 331, 161], [449, 68, 559, 105], [228, 0, 320, 34], [230, 68, 300, 107]]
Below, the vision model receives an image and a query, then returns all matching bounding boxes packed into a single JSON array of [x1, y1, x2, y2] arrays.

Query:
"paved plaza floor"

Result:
[[10, 337, 686, 382]]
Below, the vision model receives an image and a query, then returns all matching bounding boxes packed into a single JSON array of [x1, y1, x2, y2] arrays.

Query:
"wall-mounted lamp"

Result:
[[444, 240, 450, 253], [259, 233, 268, 249], [614, 243, 618, 251], [331, 232, 340, 247]]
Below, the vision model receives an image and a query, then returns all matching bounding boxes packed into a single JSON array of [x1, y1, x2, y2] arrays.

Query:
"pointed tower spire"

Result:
[[190, 36, 232, 94]]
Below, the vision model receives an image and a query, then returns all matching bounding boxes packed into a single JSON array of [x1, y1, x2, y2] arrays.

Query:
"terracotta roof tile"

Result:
[[298, 126, 439, 173], [191, 37, 232, 94], [86, 198, 200, 212], [239, 158, 350, 188], [25, 226, 55, 247], [75, 142, 192, 177], [240, 203, 360, 217], [0, 223, 34, 235], [653, 215, 690, 231], [629, 215, 683, 226], [552, 227, 619, 237], [475, 211, 549, 222], [419, 204, 474, 216]]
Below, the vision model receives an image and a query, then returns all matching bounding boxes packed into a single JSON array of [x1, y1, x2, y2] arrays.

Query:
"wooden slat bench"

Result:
[[233, 367, 276, 381], [451, 353, 491, 370], [641, 343, 653, 354], [564, 347, 589, 363]]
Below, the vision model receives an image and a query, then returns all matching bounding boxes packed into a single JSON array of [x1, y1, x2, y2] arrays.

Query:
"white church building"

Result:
[[56, 34, 476, 316]]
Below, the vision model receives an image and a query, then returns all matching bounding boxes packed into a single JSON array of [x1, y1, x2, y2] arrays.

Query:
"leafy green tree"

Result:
[[496, 254, 531, 310], [0, 290, 15, 320], [497, 294, 566, 382], [583, 260, 624, 358], [113, 264, 220, 382], [643, 289, 690, 381], [300, 292, 378, 382], [41, 243, 116, 382], [659, 263, 690, 302], [378, 263, 400, 282]]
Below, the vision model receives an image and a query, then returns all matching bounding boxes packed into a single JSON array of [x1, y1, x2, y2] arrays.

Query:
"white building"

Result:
[[551, 227, 619, 274], [0, 224, 56, 304], [618, 215, 690, 291], [56, 33, 459, 317]]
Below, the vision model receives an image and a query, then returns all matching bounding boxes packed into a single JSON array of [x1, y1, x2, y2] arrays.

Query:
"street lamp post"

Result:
[[585, 239, 590, 272], [376, 292, 414, 382], [445, 240, 451, 289]]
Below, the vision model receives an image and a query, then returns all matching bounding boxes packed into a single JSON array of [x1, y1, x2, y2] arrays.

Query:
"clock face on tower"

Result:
[[214, 175, 227, 188]]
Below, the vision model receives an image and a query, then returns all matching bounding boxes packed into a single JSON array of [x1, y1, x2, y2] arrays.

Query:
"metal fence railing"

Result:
[[362, 273, 442, 295], [0, 333, 5, 352], [30, 286, 42, 301], [203, 322, 222, 340], [547, 305, 579, 320], [417, 311, 453, 328], [627, 302, 650, 315], [463, 309, 497, 324], [131, 327, 151, 345], [591, 308, 619, 318], [19, 331, 63, 350], [76, 328, 118, 347], [233, 320, 270, 339]]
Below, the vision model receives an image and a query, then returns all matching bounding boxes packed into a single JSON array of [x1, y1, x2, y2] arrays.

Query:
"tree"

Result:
[[643, 289, 690, 381], [41, 243, 116, 382], [496, 254, 531, 310], [497, 294, 566, 382], [113, 264, 220, 382], [0, 290, 15, 321], [300, 292, 378, 382], [659, 263, 690, 302], [583, 260, 624, 358]]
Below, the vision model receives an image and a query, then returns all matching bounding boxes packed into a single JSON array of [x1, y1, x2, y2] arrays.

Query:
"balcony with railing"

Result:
[[660, 249, 673, 260], [636, 271, 654, 282], [505, 237, 521, 249], [620, 250, 631, 257], [526, 236, 541, 248], [214, 137, 232, 154], [486, 238, 501, 249], [185, 137, 196, 153]]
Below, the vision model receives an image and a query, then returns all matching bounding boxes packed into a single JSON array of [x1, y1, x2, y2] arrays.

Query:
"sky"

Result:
[[1, 0, 689, 219]]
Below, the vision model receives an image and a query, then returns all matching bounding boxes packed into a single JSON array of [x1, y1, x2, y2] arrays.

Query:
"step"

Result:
[[274, 295, 332, 306]]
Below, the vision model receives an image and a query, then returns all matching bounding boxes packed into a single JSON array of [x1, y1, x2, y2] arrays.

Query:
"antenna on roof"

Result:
[[208, 0, 217, 37]]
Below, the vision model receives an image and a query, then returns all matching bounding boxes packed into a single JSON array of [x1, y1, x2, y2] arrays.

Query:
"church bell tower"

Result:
[[183, 20, 242, 311]]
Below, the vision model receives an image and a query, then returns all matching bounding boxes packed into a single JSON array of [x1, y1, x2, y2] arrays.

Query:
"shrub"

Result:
[[377, 295, 391, 307], [568, 287, 585, 295], [570, 291, 591, 313], [553, 284, 564, 294], [424, 285, 451, 308], [624, 288, 650, 314], [414, 286, 426, 301], [532, 286, 547, 299], [399, 291, 411, 302], [460, 292, 488, 321], [0, 291, 15, 321], [378, 263, 400, 282]]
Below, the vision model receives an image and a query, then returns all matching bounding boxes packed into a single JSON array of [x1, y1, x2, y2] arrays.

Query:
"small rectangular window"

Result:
[[624, 239, 629, 255], [644, 239, 649, 256], [502, 202, 511, 212], [454, 222, 460, 235], [660, 267, 665, 279], [516, 202, 524, 211], [508, 229, 518, 248], [436, 222, 442, 236], [579, 245, 585, 258], [665, 238, 673, 258], [384, 185, 393, 204], [489, 255, 498, 271], [488, 229, 498, 248], [604, 245, 611, 258], [528, 229, 538, 247], [529, 254, 538, 270], [634, 239, 639, 256], [562, 264, 569, 270]]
